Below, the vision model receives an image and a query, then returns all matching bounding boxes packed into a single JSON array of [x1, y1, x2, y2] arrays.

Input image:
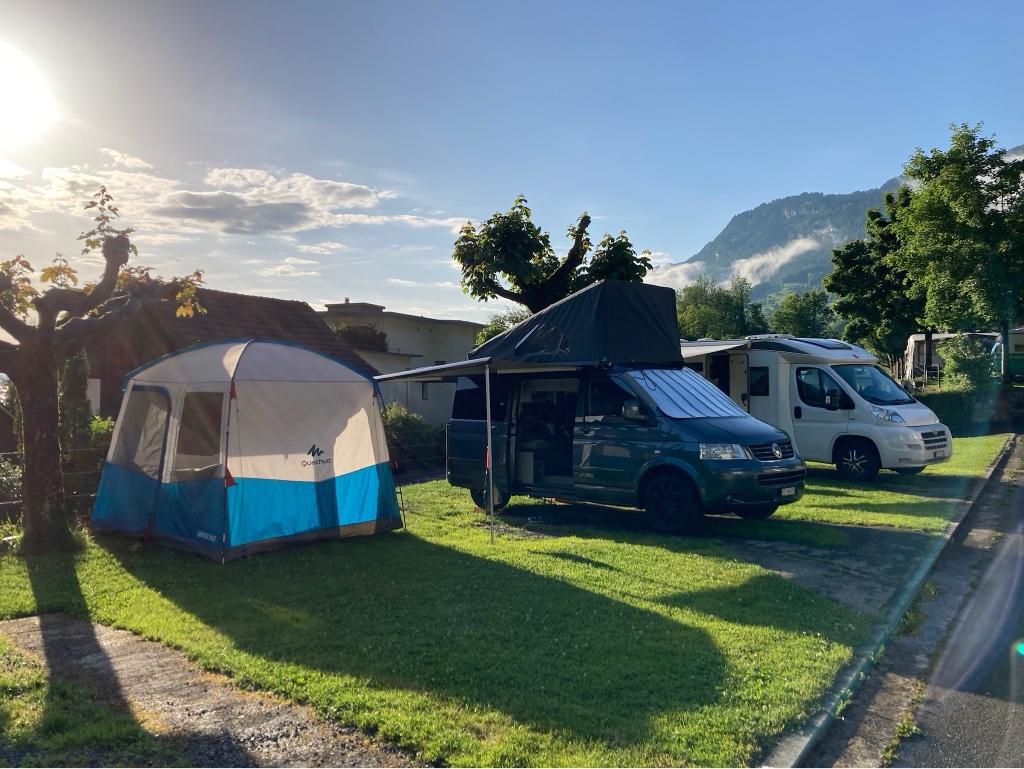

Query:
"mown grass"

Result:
[[0, 636, 180, 767], [774, 434, 1009, 531], [0, 488, 869, 767]]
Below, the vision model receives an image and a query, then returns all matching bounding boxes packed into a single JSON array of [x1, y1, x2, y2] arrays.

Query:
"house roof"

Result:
[[133, 288, 377, 377], [321, 303, 483, 329]]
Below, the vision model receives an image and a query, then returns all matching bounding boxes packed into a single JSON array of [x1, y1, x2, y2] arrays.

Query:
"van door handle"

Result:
[[794, 406, 802, 419]]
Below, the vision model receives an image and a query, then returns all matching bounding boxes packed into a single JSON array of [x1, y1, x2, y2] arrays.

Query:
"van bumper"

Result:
[[876, 423, 953, 469], [701, 460, 806, 512]]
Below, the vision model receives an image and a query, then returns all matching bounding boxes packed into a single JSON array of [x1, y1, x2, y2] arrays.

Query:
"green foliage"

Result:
[[39, 253, 78, 288], [574, 231, 653, 288], [452, 195, 650, 312], [770, 289, 836, 338], [381, 401, 444, 474], [475, 306, 532, 345], [938, 334, 995, 388], [57, 353, 92, 456], [676, 275, 769, 339], [332, 322, 389, 351], [0, 254, 38, 319], [894, 124, 1024, 349], [89, 414, 114, 447]]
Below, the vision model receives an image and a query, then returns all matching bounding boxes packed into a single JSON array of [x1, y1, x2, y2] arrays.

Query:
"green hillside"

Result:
[[659, 143, 1022, 305]]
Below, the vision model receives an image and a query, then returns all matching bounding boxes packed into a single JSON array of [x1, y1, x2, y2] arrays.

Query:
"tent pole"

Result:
[[484, 362, 494, 544]]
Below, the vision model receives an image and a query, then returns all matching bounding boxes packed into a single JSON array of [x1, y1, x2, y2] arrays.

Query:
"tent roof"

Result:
[[128, 338, 372, 385], [470, 280, 682, 368]]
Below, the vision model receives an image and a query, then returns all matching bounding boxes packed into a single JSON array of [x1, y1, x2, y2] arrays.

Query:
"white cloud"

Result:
[[257, 262, 321, 277], [284, 256, 318, 265], [645, 250, 674, 266], [728, 237, 819, 286], [99, 148, 154, 171], [0, 158, 29, 178], [296, 240, 346, 254], [645, 260, 706, 289], [388, 277, 417, 286]]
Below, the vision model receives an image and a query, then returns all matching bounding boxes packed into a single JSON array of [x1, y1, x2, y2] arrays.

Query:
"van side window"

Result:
[[749, 366, 769, 396], [451, 376, 509, 420], [796, 367, 843, 408], [585, 377, 634, 423]]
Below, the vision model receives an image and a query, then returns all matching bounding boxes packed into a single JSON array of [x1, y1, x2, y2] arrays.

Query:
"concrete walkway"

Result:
[[0, 615, 414, 767]]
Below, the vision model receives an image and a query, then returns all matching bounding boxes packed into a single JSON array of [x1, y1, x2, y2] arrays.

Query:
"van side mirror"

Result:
[[823, 389, 841, 411], [622, 399, 644, 421]]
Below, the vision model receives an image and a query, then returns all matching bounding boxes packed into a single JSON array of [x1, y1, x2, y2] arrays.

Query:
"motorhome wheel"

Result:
[[471, 487, 508, 511], [644, 474, 704, 534], [835, 439, 880, 481]]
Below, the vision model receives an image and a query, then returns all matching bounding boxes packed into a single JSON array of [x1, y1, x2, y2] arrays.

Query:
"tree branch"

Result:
[[55, 293, 141, 359], [543, 213, 592, 289], [490, 283, 528, 306], [0, 273, 36, 343], [34, 235, 131, 325], [0, 340, 20, 379]]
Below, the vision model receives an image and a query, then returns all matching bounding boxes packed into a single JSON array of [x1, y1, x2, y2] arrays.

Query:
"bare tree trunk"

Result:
[[12, 340, 72, 553]]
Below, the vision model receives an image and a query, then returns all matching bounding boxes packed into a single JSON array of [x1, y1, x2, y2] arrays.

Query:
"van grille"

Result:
[[756, 469, 806, 486], [748, 441, 795, 461], [921, 429, 948, 450]]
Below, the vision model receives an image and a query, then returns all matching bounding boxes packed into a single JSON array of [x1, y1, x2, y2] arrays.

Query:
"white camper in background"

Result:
[[680, 336, 952, 481]]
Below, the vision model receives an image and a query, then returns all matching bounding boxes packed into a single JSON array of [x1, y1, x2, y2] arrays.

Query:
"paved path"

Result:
[[0, 615, 413, 767], [895, 466, 1024, 767]]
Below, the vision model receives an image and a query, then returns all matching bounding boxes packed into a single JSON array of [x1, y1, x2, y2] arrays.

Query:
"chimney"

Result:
[[344, 297, 349, 304]]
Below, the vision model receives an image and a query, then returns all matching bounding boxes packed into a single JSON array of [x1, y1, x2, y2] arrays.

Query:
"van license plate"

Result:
[[781, 487, 796, 497], [933, 450, 943, 459]]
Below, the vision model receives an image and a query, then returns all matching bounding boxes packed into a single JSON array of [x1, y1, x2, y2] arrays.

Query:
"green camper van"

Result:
[[378, 280, 806, 533]]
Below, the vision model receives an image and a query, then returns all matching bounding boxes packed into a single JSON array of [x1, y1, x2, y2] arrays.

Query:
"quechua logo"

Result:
[[302, 443, 332, 467]]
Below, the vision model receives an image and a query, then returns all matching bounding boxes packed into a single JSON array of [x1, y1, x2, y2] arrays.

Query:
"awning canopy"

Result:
[[374, 357, 584, 383], [679, 339, 749, 360]]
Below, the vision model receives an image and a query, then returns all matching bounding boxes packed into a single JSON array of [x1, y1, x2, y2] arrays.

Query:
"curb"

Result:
[[761, 433, 1018, 768]]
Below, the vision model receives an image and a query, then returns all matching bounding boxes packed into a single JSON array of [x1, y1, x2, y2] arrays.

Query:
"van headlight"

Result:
[[867, 405, 905, 423], [700, 443, 748, 460]]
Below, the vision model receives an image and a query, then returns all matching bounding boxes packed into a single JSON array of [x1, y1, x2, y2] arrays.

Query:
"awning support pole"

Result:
[[484, 362, 494, 544]]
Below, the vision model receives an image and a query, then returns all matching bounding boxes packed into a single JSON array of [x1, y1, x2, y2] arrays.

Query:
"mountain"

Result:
[[654, 143, 1023, 307]]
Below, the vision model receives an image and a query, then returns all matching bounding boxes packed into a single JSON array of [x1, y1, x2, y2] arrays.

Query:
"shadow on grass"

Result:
[[112, 533, 730, 745], [804, 467, 979, 501]]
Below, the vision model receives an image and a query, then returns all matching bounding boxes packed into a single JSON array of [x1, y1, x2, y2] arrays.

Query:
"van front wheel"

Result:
[[835, 439, 880, 482], [471, 487, 508, 512], [644, 474, 704, 534]]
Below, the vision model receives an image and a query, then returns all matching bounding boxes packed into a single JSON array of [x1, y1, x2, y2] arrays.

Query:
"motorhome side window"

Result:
[[451, 376, 509, 420], [584, 377, 634, 423], [749, 366, 769, 396], [795, 367, 842, 409]]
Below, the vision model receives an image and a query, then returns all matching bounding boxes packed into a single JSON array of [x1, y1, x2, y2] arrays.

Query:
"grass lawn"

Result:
[[0, 636, 180, 767], [775, 434, 1010, 532], [0, 434, 1005, 766]]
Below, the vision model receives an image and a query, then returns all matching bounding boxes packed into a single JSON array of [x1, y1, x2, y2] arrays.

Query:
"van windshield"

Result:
[[626, 368, 748, 419], [832, 364, 915, 406]]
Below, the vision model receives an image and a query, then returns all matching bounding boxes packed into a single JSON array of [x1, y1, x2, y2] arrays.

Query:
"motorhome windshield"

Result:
[[627, 368, 748, 419], [832, 364, 915, 406]]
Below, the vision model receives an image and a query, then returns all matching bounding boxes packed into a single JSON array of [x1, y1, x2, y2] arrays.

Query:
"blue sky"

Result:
[[0, 0, 1021, 320]]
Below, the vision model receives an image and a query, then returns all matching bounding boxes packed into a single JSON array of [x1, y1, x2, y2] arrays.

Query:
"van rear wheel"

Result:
[[644, 474, 704, 534], [471, 487, 508, 511], [835, 439, 880, 482]]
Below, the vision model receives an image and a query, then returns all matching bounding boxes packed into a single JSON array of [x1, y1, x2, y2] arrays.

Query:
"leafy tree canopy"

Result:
[[769, 289, 836, 338], [475, 306, 532, 346], [677, 276, 769, 340], [453, 195, 652, 312]]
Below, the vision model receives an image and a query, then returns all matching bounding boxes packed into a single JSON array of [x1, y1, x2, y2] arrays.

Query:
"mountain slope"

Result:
[[655, 143, 1022, 305]]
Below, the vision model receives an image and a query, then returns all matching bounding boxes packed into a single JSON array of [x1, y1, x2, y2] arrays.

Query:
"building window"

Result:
[[421, 382, 430, 401]]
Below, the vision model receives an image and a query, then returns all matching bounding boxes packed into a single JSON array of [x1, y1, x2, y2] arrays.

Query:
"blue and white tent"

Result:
[[92, 339, 401, 560]]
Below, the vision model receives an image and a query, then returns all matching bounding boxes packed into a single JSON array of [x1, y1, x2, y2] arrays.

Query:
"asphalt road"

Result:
[[896, 475, 1024, 768]]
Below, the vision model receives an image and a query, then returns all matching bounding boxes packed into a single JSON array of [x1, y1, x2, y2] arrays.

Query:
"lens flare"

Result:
[[0, 42, 59, 152]]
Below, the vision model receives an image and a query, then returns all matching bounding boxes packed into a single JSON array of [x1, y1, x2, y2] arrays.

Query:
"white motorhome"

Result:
[[680, 336, 952, 480]]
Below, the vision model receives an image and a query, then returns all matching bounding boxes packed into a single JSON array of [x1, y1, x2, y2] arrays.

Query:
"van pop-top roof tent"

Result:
[[92, 338, 401, 560], [375, 279, 682, 539]]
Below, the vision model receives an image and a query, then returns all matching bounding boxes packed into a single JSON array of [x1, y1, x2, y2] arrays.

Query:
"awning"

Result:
[[374, 357, 584, 383], [678, 339, 749, 360]]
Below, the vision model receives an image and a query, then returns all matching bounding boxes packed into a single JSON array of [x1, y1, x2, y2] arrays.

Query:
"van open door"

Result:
[[729, 353, 749, 412], [447, 376, 510, 497]]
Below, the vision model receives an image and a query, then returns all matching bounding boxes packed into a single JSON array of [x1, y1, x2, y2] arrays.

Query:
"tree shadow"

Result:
[[111, 534, 729, 746], [18, 554, 256, 767], [804, 467, 980, 501]]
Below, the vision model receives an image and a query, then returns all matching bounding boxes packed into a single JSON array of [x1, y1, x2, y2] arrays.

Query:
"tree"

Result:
[[452, 195, 652, 312], [475, 306, 532, 346], [0, 186, 203, 553], [769, 290, 835, 338], [894, 123, 1024, 381], [676, 275, 769, 339], [332, 322, 388, 352], [825, 187, 925, 372]]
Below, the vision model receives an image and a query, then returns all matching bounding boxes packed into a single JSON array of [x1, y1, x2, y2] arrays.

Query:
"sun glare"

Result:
[[0, 42, 59, 152]]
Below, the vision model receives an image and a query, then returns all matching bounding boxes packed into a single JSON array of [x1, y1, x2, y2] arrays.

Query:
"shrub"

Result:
[[89, 414, 114, 447], [939, 334, 994, 388], [381, 401, 445, 475]]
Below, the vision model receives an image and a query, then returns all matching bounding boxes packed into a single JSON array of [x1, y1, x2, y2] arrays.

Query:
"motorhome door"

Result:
[[789, 366, 850, 462], [729, 353, 749, 412]]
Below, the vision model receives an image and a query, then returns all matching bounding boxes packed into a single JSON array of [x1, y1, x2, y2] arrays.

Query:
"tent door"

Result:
[[107, 384, 172, 532]]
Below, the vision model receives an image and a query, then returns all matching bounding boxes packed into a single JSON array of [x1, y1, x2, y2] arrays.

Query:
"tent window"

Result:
[[112, 387, 169, 478], [172, 392, 224, 481]]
